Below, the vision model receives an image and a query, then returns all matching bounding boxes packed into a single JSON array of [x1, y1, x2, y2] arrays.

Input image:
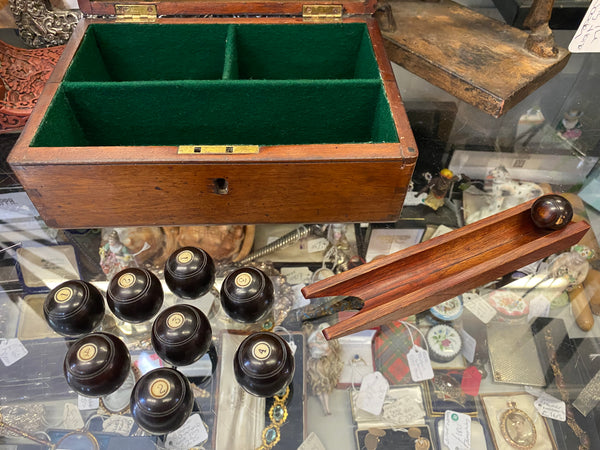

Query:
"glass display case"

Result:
[[1, 1, 600, 449]]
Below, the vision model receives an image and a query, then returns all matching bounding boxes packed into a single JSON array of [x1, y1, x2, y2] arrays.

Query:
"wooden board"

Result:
[[302, 198, 590, 340], [382, 0, 570, 117]]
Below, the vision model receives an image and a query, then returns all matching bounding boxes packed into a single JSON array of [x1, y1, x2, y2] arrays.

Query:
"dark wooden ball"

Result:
[[531, 194, 574, 230], [233, 332, 295, 397], [220, 267, 274, 323], [151, 304, 212, 367], [164, 247, 216, 300], [106, 268, 163, 323], [130, 367, 194, 434], [44, 280, 105, 336], [63, 332, 131, 397]]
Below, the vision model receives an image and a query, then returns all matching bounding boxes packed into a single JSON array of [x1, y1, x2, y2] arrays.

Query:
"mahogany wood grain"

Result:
[[301, 199, 590, 340]]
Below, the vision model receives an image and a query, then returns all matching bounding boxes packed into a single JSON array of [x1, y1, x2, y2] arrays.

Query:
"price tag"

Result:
[[569, 0, 600, 52], [444, 410, 471, 450], [291, 284, 310, 310], [534, 392, 566, 422], [298, 432, 326, 450], [62, 403, 84, 429], [281, 266, 312, 285], [357, 371, 389, 416], [528, 295, 551, 322], [307, 238, 329, 253], [407, 345, 434, 382], [165, 414, 208, 449], [77, 395, 99, 410], [103, 415, 135, 436], [0, 338, 28, 366], [463, 293, 496, 324], [459, 329, 476, 363]]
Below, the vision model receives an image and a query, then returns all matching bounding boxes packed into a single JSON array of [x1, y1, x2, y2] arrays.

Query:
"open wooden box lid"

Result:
[[78, 0, 377, 17]]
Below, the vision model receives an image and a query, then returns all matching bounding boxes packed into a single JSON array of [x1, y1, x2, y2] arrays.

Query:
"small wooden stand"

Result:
[[302, 198, 590, 340]]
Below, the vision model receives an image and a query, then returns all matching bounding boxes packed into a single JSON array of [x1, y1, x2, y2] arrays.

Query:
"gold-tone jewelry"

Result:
[[407, 427, 431, 450], [431, 373, 466, 406], [544, 329, 590, 450], [363, 428, 386, 450], [500, 401, 537, 449], [256, 386, 290, 450], [0, 412, 51, 447]]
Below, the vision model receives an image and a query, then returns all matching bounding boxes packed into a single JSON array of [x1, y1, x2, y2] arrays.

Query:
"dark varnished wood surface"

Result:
[[302, 199, 590, 340]]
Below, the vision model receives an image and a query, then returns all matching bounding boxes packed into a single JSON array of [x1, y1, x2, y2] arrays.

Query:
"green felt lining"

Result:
[[64, 23, 380, 81], [36, 23, 399, 147], [31, 80, 398, 147]]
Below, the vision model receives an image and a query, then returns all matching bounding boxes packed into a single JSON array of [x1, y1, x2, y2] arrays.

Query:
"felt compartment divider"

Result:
[[31, 79, 399, 147], [222, 25, 238, 80]]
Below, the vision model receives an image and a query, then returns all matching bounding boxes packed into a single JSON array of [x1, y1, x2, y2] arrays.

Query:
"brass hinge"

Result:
[[302, 4, 343, 22], [178, 145, 260, 154], [115, 4, 157, 22]]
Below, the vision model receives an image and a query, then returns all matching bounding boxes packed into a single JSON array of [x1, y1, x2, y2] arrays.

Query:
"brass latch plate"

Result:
[[178, 145, 260, 154], [303, 4, 343, 21], [115, 4, 157, 22]]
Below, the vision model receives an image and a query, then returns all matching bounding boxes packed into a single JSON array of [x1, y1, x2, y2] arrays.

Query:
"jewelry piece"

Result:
[[363, 428, 386, 450], [431, 373, 466, 406], [500, 401, 537, 449], [544, 329, 590, 450], [425, 324, 462, 362], [407, 427, 431, 450], [0, 412, 51, 446], [256, 386, 290, 450], [0, 404, 46, 438]]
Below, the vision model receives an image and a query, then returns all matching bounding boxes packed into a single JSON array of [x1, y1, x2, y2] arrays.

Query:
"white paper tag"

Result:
[[165, 414, 208, 449], [291, 284, 310, 310], [463, 293, 496, 324], [459, 329, 476, 364], [534, 392, 566, 422], [569, 0, 600, 52], [62, 403, 84, 429], [357, 371, 389, 416], [77, 395, 99, 410], [297, 432, 326, 450], [307, 238, 329, 253], [103, 415, 135, 436], [0, 338, 27, 367], [528, 294, 551, 322], [407, 345, 434, 382], [281, 266, 312, 285], [0, 338, 28, 366], [444, 410, 472, 450]]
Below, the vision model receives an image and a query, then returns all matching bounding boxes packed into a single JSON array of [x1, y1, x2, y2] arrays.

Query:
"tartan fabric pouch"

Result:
[[374, 319, 421, 385]]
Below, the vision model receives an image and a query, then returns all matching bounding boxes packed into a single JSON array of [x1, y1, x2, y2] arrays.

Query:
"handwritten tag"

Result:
[[281, 266, 312, 285], [307, 238, 329, 253], [298, 432, 326, 450], [77, 395, 99, 410], [569, 0, 600, 52], [534, 392, 566, 422], [407, 345, 434, 382], [103, 415, 135, 436], [463, 293, 496, 324], [357, 371, 389, 415], [165, 414, 208, 449], [62, 403, 84, 429], [444, 410, 471, 450], [528, 294, 550, 322], [459, 329, 476, 363], [0, 338, 28, 366]]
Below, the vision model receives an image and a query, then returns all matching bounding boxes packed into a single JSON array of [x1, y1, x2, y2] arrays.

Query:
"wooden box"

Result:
[[8, 0, 417, 228]]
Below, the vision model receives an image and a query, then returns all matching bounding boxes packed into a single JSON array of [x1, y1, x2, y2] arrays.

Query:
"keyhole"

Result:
[[213, 178, 228, 195]]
